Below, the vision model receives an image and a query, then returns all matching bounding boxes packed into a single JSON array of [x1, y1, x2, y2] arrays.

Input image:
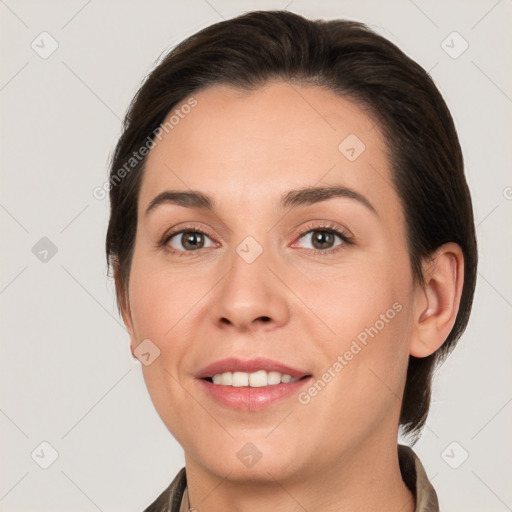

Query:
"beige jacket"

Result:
[[143, 444, 439, 512]]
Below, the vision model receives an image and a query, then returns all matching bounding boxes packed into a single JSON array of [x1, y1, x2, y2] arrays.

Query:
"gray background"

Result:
[[1, 0, 511, 510]]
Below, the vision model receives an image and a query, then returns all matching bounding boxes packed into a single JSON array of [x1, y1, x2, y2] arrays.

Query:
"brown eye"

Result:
[[310, 231, 335, 250], [296, 228, 348, 252], [167, 230, 214, 251]]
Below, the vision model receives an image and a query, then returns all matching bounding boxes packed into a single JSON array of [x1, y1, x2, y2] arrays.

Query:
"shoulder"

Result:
[[398, 444, 440, 512], [142, 467, 187, 512]]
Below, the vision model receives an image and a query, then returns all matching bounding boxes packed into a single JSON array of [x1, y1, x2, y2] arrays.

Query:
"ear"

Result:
[[410, 242, 465, 358], [114, 263, 137, 359]]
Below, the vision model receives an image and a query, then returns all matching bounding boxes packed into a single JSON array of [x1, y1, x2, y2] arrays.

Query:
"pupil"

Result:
[[183, 232, 204, 250], [313, 231, 333, 249]]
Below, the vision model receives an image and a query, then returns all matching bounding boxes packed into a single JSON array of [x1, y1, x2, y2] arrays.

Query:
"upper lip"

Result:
[[195, 357, 311, 380]]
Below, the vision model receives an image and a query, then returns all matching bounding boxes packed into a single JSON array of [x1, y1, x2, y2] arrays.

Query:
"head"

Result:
[[106, 10, 476, 480]]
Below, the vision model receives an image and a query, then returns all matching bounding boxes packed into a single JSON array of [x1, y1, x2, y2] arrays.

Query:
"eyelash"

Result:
[[159, 221, 354, 257], [295, 222, 354, 254]]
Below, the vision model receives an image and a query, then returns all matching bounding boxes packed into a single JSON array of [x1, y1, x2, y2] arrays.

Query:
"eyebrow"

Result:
[[144, 185, 377, 216]]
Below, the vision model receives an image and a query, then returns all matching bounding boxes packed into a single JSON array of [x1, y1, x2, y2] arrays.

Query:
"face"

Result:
[[124, 81, 418, 482]]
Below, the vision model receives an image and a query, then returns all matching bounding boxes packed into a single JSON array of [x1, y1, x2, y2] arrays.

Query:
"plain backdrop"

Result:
[[1, 1, 511, 511]]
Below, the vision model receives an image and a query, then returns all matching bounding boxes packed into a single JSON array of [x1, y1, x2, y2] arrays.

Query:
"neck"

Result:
[[183, 437, 415, 512]]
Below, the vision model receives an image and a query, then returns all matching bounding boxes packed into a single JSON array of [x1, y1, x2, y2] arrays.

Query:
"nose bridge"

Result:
[[211, 233, 289, 330]]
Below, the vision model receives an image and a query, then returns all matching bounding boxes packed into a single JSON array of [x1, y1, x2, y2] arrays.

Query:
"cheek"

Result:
[[299, 304, 412, 434], [128, 259, 199, 442], [127, 257, 194, 405], [128, 253, 199, 341], [295, 260, 412, 409], [293, 260, 405, 342]]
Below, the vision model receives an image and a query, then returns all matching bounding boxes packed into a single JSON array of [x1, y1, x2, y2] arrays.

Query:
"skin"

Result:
[[119, 81, 464, 511]]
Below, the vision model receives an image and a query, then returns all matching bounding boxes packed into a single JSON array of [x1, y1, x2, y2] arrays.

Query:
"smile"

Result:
[[207, 370, 300, 387]]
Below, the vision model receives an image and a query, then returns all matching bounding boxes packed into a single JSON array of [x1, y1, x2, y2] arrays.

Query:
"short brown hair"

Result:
[[106, 10, 477, 440]]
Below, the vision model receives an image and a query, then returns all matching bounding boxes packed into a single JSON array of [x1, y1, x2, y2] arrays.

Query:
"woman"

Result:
[[105, 10, 477, 512]]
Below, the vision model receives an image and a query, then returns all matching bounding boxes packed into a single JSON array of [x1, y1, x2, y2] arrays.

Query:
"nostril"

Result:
[[259, 316, 271, 322]]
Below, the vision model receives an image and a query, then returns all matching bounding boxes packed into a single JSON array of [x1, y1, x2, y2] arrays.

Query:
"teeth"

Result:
[[267, 371, 282, 385], [232, 372, 248, 387], [209, 370, 299, 387], [220, 372, 233, 385]]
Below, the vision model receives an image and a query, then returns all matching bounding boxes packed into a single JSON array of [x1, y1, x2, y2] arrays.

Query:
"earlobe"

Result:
[[410, 243, 464, 358]]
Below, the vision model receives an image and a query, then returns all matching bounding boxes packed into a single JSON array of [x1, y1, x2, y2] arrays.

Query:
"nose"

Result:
[[209, 242, 290, 333]]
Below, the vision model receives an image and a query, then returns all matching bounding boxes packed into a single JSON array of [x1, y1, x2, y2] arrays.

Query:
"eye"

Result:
[[294, 223, 353, 253], [159, 222, 353, 256], [165, 229, 217, 252]]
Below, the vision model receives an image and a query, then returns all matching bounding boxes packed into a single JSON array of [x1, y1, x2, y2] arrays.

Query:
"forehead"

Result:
[[139, 81, 397, 216]]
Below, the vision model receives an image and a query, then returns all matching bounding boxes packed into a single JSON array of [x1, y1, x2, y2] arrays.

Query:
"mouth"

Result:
[[195, 357, 313, 410], [203, 370, 310, 387]]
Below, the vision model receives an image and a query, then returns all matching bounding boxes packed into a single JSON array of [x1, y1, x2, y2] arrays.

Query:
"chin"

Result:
[[184, 434, 309, 483]]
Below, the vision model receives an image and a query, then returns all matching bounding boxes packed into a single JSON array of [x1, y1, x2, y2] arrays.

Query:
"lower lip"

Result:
[[197, 377, 312, 411]]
